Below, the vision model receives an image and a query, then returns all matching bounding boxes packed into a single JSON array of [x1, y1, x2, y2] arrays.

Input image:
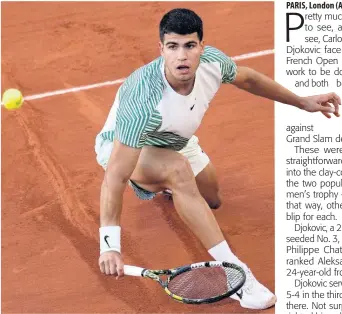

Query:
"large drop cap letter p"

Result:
[[286, 13, 304, 42]]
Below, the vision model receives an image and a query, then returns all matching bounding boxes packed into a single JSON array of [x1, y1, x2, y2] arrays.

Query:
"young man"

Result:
[[95, 8, 340, 310]]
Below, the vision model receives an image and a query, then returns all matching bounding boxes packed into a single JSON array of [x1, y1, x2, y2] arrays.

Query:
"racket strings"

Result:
[[224, 266, 245, 291], [167, 266, 244, 300]]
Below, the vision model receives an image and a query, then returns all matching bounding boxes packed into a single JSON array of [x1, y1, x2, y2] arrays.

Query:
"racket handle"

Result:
[[124, 265, 145, 277]]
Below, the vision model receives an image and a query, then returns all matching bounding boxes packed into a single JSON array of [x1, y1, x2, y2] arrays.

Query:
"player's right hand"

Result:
[[99, 251, 124, 279]]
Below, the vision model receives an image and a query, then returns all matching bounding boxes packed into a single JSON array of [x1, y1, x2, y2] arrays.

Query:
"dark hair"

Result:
[[159, 8, 203, 42]]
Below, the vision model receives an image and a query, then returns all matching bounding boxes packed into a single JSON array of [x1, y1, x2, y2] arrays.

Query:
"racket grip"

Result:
[[124, 265, 145, 277]]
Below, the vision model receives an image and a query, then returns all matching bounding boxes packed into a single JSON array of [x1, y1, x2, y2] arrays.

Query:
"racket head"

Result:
[[164, 261, 246, 304]]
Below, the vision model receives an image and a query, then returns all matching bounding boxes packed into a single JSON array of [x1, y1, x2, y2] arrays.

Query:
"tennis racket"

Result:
[[124, 261, 246, 304]]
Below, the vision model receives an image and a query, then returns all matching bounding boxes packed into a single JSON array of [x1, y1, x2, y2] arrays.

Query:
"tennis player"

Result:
[[95, 8, 340, 310]]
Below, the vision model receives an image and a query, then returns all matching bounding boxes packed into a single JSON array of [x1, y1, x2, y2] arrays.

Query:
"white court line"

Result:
[[23, 49, 274, 102]]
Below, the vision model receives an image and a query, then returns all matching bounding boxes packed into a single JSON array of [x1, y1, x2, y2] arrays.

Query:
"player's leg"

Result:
[[195, 162, 222, 209], [130, 145, 224, 250], [131, 146, 276, 310], [163, 161, 221, 209], [176, 135, 221, 209]]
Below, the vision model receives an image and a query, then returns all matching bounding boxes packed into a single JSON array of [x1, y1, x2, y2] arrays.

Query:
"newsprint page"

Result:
[[275, 0, 342, 313]]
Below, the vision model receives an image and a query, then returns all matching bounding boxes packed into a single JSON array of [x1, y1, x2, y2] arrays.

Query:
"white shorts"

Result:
[[96, 135, 209, 175], [176, 135, 210, 177], [95, 135, 210, 199]]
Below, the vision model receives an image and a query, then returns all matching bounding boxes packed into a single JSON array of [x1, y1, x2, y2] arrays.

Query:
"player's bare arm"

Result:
[[100, 140, 141, 225], [99, 140, 141, 277], [232, 66, 341, 118]]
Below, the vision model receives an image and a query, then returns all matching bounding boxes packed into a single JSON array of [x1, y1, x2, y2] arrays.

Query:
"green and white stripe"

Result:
[[114, 57, 165, 148], [100, 130, 115, 141], [200, 46, 237, 83], [143, 110, 189, 150]]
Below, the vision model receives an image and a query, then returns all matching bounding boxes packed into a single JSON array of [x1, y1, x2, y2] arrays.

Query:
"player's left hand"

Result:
[[299, 92, 341, 118]]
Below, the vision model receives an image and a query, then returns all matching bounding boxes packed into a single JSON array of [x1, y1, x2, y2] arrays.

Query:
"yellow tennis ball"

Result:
[[2, 88, 24, 110]]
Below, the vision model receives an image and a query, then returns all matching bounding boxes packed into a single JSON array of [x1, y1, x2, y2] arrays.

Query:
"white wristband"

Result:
[[99, 226, 121, 255]]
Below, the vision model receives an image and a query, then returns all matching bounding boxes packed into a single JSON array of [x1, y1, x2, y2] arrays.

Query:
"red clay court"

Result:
[[2, 2, 274, 313]]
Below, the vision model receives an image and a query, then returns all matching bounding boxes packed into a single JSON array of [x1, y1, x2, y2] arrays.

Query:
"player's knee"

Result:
[[168, 157, 194, 187], [205, 192, 222, 209], [208, 199, 222, 210]]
